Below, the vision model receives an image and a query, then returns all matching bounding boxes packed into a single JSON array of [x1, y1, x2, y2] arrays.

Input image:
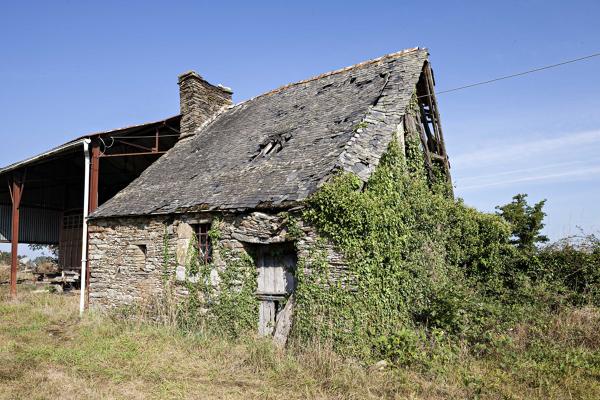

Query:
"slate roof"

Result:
[[92, 48, 429, 218]]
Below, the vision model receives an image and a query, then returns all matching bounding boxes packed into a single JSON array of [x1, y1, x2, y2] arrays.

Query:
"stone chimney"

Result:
[[178, 71, 233, 138]]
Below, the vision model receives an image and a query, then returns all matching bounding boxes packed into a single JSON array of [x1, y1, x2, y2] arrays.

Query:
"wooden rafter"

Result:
[[417, 62, 453, 194]]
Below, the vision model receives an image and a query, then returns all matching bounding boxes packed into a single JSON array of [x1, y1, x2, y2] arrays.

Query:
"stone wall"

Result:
[[88, 217, 171, 309], [88, 211, 349, 310]]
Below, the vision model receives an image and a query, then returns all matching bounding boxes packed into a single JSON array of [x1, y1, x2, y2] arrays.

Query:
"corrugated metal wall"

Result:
[[0, 205, 9, 242], [0, 205, 61, 244]]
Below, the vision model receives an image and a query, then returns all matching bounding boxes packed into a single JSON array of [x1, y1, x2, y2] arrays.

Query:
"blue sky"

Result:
[[1, 1, 599, 255]]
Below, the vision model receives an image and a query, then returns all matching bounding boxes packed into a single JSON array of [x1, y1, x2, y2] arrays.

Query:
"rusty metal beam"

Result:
[[162, 122, 180, 135], [85, 144, 100, 309], [115, 139, 154, 153], [99, 151, 166, 158], [89, 144, 100, 212], [154, 128, 159, 152], [9, 175, 24, 299]]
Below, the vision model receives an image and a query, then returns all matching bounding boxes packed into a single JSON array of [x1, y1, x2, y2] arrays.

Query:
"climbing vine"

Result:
[[154, 119, 512, 362], [208, 247, 258, 337], [292, 137, 513, 362], [162, 218, 258, 338], [161, 226, 172, 284]]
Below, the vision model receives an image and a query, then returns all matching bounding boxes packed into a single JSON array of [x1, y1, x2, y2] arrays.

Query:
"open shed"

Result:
[[0, 115, 181, 303]]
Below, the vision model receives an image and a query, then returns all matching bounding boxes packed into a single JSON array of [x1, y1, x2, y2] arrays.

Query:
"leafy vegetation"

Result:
[[293, 138, 511, 358], [288, 135, 600, 396], [0, 251, 10, 265], [156, 219, 258, 338], [28, 244, 59, 260], [496, 193, 549, 252], [1, 286, 599, 399], [537, 233, 600, 305], [2, 131, 599, 398]]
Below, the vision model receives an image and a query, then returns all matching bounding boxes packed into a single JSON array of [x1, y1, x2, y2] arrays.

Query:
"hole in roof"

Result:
[[354, 79, 372, 87], [372, 92, 385, 106], [349, 77, 356, 84], [316, 83, 334, 95], [251, 131, 293, 161]]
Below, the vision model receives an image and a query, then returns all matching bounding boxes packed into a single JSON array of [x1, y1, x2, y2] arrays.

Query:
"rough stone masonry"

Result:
[[86, 48, 450, 338], [88, 212, 347, 310]]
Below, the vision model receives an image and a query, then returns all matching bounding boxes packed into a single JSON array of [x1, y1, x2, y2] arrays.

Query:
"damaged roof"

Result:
[[93, 48, 429, 218]]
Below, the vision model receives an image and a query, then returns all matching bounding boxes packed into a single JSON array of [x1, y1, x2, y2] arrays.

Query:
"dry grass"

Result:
[[1, 285, 599, 399], [0, 265, 34, 285], [0, 265, 10, 283]]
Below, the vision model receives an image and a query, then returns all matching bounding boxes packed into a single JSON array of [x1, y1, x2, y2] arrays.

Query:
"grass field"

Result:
[[1, 285, 599, 399]]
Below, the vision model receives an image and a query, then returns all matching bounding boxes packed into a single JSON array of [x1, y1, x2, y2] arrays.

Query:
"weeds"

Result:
[[1, 287, 599, 399]]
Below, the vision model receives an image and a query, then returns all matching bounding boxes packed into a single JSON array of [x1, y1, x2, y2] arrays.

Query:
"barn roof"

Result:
[[92, 48, 429, 218]]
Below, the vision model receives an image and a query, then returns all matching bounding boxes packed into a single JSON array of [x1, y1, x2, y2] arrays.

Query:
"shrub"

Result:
[[538, 234, 600, 305], [295, 138, 515, 361], [496, 193, 549, 253]]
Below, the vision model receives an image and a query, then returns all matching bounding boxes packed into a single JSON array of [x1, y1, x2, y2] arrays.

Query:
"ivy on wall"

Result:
[[292, 137, 514, 361], [166, 219, 258, 338], [155, 108, 514, 361]]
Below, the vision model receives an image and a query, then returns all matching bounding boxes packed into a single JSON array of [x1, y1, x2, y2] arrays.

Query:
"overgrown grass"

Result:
[[1, 285, 599, 399]]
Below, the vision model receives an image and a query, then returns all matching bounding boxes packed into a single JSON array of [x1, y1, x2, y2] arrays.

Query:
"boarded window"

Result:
[[255, 244, 296, 295]]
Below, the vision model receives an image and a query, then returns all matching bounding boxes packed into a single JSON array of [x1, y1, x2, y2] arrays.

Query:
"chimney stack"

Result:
[[178, 71, 233, 138]]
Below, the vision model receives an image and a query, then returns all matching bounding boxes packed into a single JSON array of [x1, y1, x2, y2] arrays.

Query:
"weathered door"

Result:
[[254, 243, 296, 336]]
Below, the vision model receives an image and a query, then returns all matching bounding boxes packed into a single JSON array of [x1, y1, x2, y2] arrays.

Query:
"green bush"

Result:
[[293, 135, 600, 365], [150, 133, 599, 371], [294, 138, 515, 361], [538, 234, 600, 305]]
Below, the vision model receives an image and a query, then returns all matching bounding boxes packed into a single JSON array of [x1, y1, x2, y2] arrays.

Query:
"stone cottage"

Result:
[[87, 47, 451, 337]]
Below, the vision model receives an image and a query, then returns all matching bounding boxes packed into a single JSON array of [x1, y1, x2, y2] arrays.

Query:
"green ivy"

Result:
[[210, 248, 258, 337], [161, 226, 172, 284], [280, 212, 304, 242], [171, 219, 258, 338], [293, 137, 514, 362]]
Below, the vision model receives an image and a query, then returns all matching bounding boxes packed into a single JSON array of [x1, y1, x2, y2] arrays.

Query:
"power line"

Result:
[[100, 51, 600, 141], [433, 51, 600, 96]]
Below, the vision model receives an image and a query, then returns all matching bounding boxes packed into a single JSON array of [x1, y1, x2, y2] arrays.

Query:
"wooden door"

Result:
[[254, 243, 297, 336]]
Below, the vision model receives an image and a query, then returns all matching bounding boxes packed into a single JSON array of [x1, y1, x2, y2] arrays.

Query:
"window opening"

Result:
[[194, 223, 212, 264]]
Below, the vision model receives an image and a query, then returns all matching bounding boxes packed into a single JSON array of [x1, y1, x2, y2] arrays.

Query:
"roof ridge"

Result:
[[234, 47, 426, 107]]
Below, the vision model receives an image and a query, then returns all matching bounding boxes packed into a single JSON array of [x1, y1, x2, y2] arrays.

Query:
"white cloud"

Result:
[[458, 164, 600, 191], [456, 159, 593, 184], [452, 128, 600, 191], [452, 129, 600, 169]]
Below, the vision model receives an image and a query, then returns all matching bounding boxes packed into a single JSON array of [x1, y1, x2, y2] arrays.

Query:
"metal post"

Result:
[[85, 143, 100, 309], [79, 139, 91, 315], [89, 144, 100, 211], [10, 177, 23, 299]]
